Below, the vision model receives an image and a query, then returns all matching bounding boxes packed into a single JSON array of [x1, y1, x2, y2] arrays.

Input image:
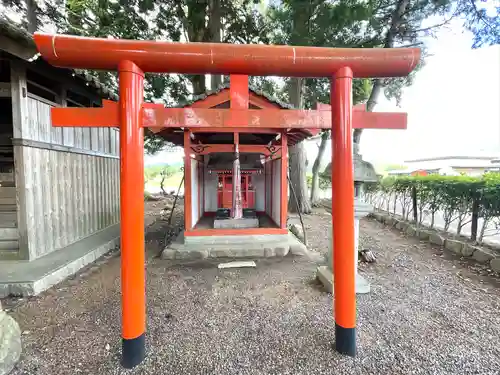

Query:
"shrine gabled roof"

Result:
[[174, 82, 294, 109], [157, 83, 320, 147]]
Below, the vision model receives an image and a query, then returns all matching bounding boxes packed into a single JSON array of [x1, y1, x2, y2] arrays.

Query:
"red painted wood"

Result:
[[34, 33, 420, 78], [184, 130, 192, 229], [52, 104, 406, 132], [280, 132, 288, 229]]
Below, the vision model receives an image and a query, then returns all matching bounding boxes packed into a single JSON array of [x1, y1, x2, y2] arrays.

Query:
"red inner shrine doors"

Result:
[[217, 172, 256, 210]]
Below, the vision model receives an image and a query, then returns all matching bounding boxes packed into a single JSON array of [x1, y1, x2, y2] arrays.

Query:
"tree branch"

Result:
[[469, 0, 495, 31], [353, 0, 410, 145]]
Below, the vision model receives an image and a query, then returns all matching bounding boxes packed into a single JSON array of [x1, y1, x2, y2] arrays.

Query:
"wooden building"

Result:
[[0, 19, 120, 296]]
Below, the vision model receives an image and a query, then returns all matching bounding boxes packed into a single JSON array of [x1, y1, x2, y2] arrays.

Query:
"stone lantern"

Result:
[[317, 144, 377, 294]]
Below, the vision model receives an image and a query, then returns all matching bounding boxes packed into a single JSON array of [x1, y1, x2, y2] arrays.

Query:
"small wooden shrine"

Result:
[[153, 76, 318, 235]]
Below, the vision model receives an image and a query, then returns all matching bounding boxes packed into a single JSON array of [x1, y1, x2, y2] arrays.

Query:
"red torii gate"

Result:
[[33, 33, 419, 368]]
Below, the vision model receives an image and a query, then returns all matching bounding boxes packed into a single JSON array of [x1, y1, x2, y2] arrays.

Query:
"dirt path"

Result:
[[4, 205, 500, 375]]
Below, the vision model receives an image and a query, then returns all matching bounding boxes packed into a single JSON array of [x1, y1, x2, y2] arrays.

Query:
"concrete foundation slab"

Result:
[[162, 231, 307, 259], [0, 225, 119, 297], [316, 265, 370, 294], [214, 217, 259, 229]]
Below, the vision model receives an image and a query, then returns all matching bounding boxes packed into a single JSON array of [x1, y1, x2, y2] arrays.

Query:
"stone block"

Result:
[[394, 220, 404, 230], [161, 249, 176, 260], [399, 222, 410, 231], [210, 248, 265, 258], [490, 258, 500, 273], [373, 213, 384, 222], [275, 247, 289, 257], [405, 225, 416, 236], [264, 248, 275, 257], [214, 217, 259, 229], [385, 217, 395, 227], [445, 239, 464, 255], [290, 224, 305, 242], [0, 311, 22, 375], [290, 242, 308, 256], [472, 247, 496, 263], [461, 244, 476, 257], [176, 249, 208, 260], [316, 266, 370, 294], [429, 233, 445, 246], [417, 230, 431, 241]]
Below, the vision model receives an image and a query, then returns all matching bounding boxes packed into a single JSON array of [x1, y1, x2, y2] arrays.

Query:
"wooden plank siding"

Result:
[[0, 81, 18, 255], [0, 169, 19, 256], [9, 71, 121, 260]]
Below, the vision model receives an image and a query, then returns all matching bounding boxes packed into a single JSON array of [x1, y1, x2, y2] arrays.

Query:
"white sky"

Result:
[[360, 20, 500, 166]]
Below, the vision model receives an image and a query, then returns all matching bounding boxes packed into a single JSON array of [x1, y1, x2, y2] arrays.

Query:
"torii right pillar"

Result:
[[331, 67, 356, 356]]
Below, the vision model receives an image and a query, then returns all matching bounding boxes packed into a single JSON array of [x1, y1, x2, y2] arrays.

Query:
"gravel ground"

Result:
[[4, 204, 500, 375]]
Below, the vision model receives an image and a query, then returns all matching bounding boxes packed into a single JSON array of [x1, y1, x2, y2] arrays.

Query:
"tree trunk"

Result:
[[352, 0, 410, 145], [191, 75, 206, 96], [310, 131, 329, 206], [470, 196, 479, 241], [208, 0, 222, 89], [411, 186, 418, 223], [184, 2, 209, 96], [160, 173, 166, 195], [287, 77, 311, 213], [479, 219, 488, 243], [288, 141, 312, 213], [26, 0, 38, 33]]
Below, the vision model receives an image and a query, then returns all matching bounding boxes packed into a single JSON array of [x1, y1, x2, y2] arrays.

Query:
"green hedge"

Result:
[[366, 173, 500, 243], [306, 173, 332, 189]]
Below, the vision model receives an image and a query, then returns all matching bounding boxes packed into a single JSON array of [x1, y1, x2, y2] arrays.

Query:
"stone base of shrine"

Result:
[[162, 231, 308, 260], [214, 217, 259, 229], [316, 266, 371, 294]]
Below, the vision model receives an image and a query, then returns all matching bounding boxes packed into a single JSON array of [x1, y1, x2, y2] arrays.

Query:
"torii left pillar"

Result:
[[118, 60, 146, 368]]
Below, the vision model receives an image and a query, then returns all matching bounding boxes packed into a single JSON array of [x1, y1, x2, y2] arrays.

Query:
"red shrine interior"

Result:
[[216, 170, 257, 209]]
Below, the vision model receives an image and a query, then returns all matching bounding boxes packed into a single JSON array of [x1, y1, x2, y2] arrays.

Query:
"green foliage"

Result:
[[265, 0, 377, 109], [369, 173, 500, 242], [145, 164, 180, 179], [306, 173, 331, 190], [4, 0, 498, 156], [383, 164, 408, 172]]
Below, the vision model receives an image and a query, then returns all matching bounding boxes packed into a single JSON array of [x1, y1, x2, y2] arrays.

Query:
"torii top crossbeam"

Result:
[[34, 33, 420, 78], [33, 32, 420, 370]]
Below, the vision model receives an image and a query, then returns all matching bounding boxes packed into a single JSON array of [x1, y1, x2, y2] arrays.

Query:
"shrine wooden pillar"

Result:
[[280, 132, 288, 229], [118, 60, 146, 368], [331, 67, 356, 356], [184, 130, 192, 230]]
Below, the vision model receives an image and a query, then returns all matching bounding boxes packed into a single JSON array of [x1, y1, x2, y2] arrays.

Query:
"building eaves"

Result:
[[0, 16, 117, 101]]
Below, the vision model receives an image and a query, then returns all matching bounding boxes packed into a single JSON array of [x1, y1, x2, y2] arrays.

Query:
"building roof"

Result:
[[405, 155, 499, 163], [0, 16, 117, 100], [157, 85, 318, 148], [175, 82, 294, 109]]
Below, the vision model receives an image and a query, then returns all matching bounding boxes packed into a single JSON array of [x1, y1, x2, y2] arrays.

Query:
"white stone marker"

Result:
[[316, 198, 373, 294]]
